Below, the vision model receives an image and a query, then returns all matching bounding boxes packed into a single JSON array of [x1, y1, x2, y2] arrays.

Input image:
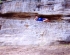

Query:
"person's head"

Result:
[[35, 15, 39, 18]]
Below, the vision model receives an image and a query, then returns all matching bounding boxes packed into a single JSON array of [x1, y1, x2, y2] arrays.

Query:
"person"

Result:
[[35, 15, 49, 22]]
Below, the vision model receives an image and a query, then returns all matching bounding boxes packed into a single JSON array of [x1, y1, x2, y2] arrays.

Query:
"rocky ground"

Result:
[[0, 44, 70, 55]]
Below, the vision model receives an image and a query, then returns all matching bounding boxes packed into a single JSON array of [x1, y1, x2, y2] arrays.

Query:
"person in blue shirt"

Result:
[[35, 15, 49, 22]]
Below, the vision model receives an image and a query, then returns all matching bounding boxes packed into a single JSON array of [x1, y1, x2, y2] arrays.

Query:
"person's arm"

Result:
[[43, 18, 49, 22], [34, 16, 38, 20]]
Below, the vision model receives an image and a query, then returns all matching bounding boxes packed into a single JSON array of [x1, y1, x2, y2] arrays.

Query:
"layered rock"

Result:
[[0, 0, 69, 14], [0, 17, 70, 45], [0, 0, 70, 46]]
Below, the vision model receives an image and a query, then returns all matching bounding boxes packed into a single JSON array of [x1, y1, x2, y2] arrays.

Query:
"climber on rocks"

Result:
[[35, 15, 49, 22]]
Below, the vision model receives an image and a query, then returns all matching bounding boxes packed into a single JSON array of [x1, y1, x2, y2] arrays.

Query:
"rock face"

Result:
[[0, 17, 70, 45], [0, 0, 70, 46], [1, 0, 70, 14]]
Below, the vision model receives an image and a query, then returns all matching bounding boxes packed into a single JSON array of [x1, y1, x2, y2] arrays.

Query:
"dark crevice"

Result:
[[0, 13, 14, 17], [38, 15, 63, 20], [0, 12, 70, 21], [0, 25, 2, 30], [0, 12, 32, 18], [57, 41, 70, 44]]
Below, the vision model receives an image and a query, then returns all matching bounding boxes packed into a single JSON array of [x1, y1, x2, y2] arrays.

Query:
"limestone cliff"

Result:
[[0, 0, 70, 46], [1, 0, 70, 15]]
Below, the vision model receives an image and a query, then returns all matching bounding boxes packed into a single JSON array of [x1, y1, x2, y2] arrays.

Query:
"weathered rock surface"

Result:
[[0, 0, 70, 46], [1, 0, 70, 14], [0, 17, 70, 45]]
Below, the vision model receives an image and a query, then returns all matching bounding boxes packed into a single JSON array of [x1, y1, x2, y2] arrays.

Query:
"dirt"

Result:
[[0, 44, 70, 55]]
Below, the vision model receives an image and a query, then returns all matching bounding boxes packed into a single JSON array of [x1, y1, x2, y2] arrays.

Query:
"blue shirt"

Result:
[[37, 17, 44, 21]]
